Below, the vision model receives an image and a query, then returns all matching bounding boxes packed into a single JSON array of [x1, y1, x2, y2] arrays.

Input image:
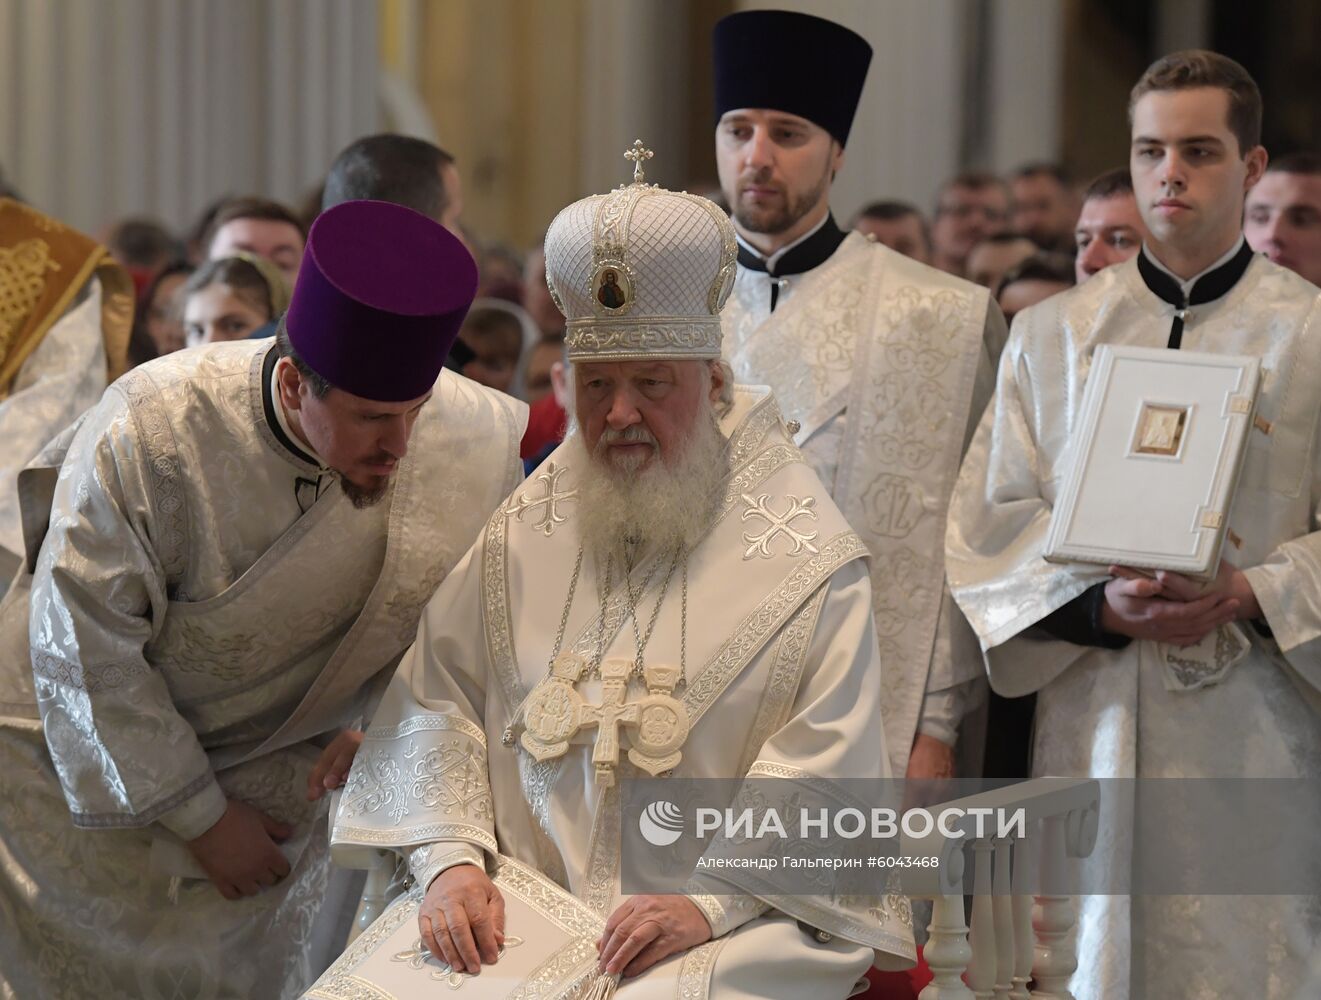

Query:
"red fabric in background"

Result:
[[859, 946, 932, 999], [520, 393, 566, 459]]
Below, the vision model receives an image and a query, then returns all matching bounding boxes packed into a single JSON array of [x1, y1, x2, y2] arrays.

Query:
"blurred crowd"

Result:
[[11, 134, 1318, 471]]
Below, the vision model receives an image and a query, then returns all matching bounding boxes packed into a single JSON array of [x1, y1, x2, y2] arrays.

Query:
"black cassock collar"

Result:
[[1136, 239, 1256, 349], [261, 346, 330, 512], [737, 214, 848, 311]]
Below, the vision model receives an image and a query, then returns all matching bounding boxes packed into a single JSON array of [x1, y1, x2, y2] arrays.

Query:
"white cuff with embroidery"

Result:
[[682, 875, 770, 938], [408, 841, 485, 891], [156, 777, 228, 841]]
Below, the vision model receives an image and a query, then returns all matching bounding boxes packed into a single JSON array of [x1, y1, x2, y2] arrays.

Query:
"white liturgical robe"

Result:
[[722, 230, 1007, 775], [0, 339, 525, 998], [323, 386, 916, 999], [0, 277, 110, 583], [946, 253, 1321, 999]]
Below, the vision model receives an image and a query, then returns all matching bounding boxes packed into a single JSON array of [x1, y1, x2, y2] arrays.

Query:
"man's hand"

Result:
[[419, 865, 505, 975], [186, 798, 292, 900], [1099, 566, 1239, 646], [597, 895, 712, 978], [307, 729, 364, 801], [1154, 559, 1262, 622], [905, 733, 956, 781]]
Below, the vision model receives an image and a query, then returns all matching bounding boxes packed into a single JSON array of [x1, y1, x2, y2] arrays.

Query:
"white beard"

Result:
[[570, 402, 730, 563]]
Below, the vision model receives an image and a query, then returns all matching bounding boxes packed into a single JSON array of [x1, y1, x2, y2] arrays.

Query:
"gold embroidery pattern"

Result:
[[0, 237, 60, 354]]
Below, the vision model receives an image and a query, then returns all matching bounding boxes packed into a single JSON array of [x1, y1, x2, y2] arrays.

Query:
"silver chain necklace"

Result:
[[505, 542, 689, 746]]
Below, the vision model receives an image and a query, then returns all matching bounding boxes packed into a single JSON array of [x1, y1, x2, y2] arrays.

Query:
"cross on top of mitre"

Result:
[[624, 139, 654, 183]]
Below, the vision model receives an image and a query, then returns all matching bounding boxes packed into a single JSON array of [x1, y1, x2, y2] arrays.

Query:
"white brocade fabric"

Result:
[[0, 275, 108, 567], [946, 255, 1321, 999], [721, 235, 1006, 774], [330, 387, 917, 995], [0, 339, 526, 999]]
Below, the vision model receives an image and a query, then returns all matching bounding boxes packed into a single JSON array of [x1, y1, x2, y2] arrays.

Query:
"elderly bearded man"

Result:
[[0, 200, 525, 998], [712, 10, 1008, 783], [323, 151, 915, 999]]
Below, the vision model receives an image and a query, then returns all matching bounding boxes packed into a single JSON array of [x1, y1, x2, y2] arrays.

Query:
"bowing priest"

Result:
[[946, 51, 1321, 998], [0, 197, 133, 589], [326, 148, 915, 998], [0, 199, 526, 998], [712, 10, 1010, 781]]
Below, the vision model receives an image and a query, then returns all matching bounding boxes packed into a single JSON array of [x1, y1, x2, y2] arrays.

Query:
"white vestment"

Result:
[[722, 233, 1007, 773], [0, 275, 109, 582], [324, 386, 916, 999], [0, 339, 526, 999], [946, 254, 1321, 999]]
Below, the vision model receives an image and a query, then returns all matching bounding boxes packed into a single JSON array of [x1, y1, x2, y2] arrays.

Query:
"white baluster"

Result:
[[1010, 834, 1035, 1000], [919, 894, 974, 1000], [348, 849, 395, 944], [1031, 815, 1077, 1000], [992, 838, 1014, 999], [967, 838, 997, 999]]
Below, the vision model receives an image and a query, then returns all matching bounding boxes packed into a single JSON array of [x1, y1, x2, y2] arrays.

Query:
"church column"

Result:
[[0, 0, 379, 234], [578, 0, 692, 195]]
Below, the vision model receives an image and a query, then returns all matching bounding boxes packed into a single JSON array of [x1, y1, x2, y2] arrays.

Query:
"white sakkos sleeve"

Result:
[[29, 384, 228, 840], [945, 310, 1109, 697], [331, 531, 498, 870], [1244, 395, 1321, 701], [0, 278, 108, 564]]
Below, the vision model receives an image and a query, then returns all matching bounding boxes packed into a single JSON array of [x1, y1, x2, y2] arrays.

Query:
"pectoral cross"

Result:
[[579, 658, 640, 786], [624, 140, 654, 184]]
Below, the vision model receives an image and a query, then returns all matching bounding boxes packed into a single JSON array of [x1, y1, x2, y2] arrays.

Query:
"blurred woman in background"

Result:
[[180, 254, 289, 347]]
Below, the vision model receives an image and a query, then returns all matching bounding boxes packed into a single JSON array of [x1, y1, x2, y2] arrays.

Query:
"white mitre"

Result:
[[545, 140, 738, 363]]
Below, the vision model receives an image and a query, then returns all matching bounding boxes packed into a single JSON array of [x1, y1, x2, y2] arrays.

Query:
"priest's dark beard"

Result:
[[733, 158, 831, 236], [570, 403, 729, 564], [338, 474, 390, 509]]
